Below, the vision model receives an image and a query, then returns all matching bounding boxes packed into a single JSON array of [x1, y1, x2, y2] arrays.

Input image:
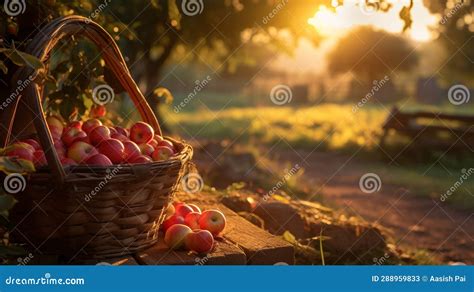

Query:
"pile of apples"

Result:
[[3, 106, 178, 168], [163, 202, 226, 254]]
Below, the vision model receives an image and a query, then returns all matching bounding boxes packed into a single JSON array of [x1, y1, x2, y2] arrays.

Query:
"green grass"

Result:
[[166, 102, 474, 210]]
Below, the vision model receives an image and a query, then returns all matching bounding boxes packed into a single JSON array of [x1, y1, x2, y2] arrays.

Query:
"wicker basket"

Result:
[[5, 16, 193, 259]]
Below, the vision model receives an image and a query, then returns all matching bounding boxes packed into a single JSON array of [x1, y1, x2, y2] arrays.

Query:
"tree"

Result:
[[327, 26, 419, 82]]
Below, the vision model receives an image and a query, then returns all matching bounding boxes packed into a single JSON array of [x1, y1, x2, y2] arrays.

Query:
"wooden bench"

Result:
[[380, 106, 474, 149], [75, 204, 295, 266]]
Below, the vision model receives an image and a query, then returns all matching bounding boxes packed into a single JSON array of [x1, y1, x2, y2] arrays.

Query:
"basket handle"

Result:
[[7, 16, 162, 183]]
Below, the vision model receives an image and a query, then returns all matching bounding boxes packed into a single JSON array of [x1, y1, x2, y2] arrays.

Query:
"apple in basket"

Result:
[[89, 125, 111, 145], [62, 127, 88, 147], [114, 126, 129, 137], [85, 154, 113, 166], [164, 224, 192, 250], [199, 210, 226, 236], [130, 122, 154, 144], [185, 229, 214, 254], [152, 146, 174, 161], [46, 115, 64, 136], [67, 141, 99, 164], [139, 143, 154, 157], [21, 139, 41, 151], [111, 133, 129, 142], [130, 155, 152, 164], [98, 138, 125, 164], [67, 121, 83, 130], [33, 150, 47, 167], [6, 142, 35, 161], [61, 157, 77, 166], [123, 141, 141, 162], [82, 118, 102, 134]]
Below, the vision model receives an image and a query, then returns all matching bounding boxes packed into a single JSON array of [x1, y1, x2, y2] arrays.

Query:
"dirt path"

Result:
[[275, 150, 474, 264]]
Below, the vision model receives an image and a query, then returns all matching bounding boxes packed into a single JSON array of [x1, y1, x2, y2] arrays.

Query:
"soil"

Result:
[[276, 149, 474, 264]]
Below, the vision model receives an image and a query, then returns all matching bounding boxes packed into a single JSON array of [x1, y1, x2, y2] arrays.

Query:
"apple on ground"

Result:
[[6, 142, 35, 161], [161, 215, 185, 232], [82, 118, 102, 134], [90, 105, 106, 118], [89, 125, 111, 145], [33, 150, 47, 167], [130, 155, 152, 164], [62, 127, 88, 147], [185, 229, 214, 254], [85, 154, 113, 166], [21, 139, 41, 151], [174, 204, 194, 218], [123, 141, 141, 162], [98, 138, 124, 164], [130, 122, 154, 144], [151, 146, 174, 161], [187, 204, 201, 213], [198, 210, 226, 236], [184, 212, 201, 230], [67, 141, 99, 164], [164, 224, 192, 250], [139, 143, 154, 156]]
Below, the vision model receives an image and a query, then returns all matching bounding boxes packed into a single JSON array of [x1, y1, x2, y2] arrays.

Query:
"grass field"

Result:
[[165, 101, 474, 209]]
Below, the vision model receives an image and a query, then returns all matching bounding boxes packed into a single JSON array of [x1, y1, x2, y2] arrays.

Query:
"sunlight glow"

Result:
[[308, 1, 438, 42]]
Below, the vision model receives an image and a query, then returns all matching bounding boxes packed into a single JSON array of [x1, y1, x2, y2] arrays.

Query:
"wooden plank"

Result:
[[135, 237, 246, 265], [207, 204, 295, 265]]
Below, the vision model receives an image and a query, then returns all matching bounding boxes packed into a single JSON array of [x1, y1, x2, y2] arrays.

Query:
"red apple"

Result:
[[175, 204, 194, 218], [130, 155, 152, 164], [188, 204, 201, 213], [54, 142, 66, 159], [114, 126, 129, 137], [111, 133, 129, 142], [165, 204, 175, 219], [198, 210, 226, 236], [98, 138, 124, 164], [108, 127, 118, 136], [33, 150, 47, 167], [139, 143, 154, 156], [61, 157, 77, 166], [161, 215, 185, 232], [151, 146, 174, 161], [89, 125, 111, 145], [164, 224, 192, 250], [67, 121, 83, 130], [185, 229, 214, 254], [67, 141, 99, 164], [46, 115, 64, 135], [82, 119, 102, 134], [130, 122, 154, 144], [85, 154, 113, 166], [62, 127, 88, 147], [123, 141, 141, 162], [148, 139, 158, 148], [154, 135, 164, 142], [184, 212, 201, 230], [6, 142, 35, 161], [21, 139, 41, 150], [91, 105, 106, 118], [158, 139, 175, 151]]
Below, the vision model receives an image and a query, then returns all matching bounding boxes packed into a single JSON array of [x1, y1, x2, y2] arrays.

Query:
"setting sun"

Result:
[[308, 1, 438, 42]]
